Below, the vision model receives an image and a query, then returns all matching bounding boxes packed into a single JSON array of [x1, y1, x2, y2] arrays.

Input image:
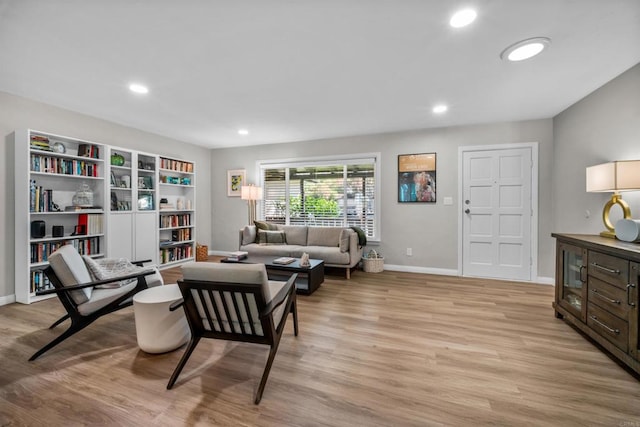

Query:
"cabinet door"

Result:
[[556, 241, 587, 321], [108, 213, 133, 260], [135, 213, 157, 263]]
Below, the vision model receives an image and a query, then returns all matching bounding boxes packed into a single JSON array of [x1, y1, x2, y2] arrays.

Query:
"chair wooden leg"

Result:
[[291, 296, 299, 337], [49, 314, 70, 329], [255, 342, 281, 404], [167, 336, 201, 389], [29, 322, 85, 361]]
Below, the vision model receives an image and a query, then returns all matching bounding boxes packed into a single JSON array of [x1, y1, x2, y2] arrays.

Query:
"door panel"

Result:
[[462, 147, 532, 280]]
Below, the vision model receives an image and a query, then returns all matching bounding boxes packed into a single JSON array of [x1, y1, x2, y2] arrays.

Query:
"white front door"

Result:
[[461, 146, 534, 281]]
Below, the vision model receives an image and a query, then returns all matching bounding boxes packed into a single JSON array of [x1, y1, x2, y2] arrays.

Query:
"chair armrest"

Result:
[[35, 269, 156, 296], [260, 273, 297, 318], [131, 259, 153, 267], [169, 299, 184, 312]]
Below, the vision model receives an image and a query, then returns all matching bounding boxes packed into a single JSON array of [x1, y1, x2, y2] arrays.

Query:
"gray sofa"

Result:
[[239, 224, 363, 278]]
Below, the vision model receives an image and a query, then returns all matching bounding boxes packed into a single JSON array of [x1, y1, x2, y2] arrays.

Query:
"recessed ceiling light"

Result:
[[129, 83, 149, 94], [500, 37, 551, 61], [238, 129, 249, 136], [450, 9, 477, 28], [433, 105, 448, 114]]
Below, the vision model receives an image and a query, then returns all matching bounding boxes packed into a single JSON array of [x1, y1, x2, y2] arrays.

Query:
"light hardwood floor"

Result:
[[2, 260, 640, 426]]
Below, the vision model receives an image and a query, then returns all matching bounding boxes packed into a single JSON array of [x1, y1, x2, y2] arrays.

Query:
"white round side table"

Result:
[[133, 284, 190, 353]]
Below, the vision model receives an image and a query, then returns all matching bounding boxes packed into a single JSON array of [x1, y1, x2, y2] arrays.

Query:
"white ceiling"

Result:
[[1, 1, 639, 149]]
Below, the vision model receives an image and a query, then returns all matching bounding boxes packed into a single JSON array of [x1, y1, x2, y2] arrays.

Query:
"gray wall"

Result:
[[553, 63, 640, 236], [0, 91, 212, 303], [210, 119, 555, 279]]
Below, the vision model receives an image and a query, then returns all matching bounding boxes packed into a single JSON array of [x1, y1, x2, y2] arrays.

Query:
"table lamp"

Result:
[[586, 160, 640, 238], [241, 184, 263, 225]]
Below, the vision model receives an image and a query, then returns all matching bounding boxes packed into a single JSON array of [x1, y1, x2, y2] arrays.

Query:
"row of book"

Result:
[[159, 244, 193, 264], [160, 157, 194, 173], [30, 238, 101, 264], [171, 228, 192, 242], [160, 214, 191, 228], [30, 183, 54, 212], [30, 270, 53, 293], [77, 143, 100, 159], [78, 214, 104, 236], [31, 154, 99, 177]]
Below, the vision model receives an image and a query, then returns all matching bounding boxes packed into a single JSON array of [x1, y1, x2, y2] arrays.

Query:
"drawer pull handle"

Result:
[[628, 284, 636, 307], [590, 289, 620, 305], [589, 315, 620, 335], [590, 262, 620, 275]]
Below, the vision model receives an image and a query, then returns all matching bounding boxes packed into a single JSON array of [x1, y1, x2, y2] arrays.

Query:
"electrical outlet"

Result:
[[406, 248, 412, 256]]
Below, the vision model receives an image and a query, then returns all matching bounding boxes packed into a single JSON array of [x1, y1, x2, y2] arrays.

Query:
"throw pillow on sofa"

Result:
[[257, 229, 287, 245], [254, 220, 278, 231]]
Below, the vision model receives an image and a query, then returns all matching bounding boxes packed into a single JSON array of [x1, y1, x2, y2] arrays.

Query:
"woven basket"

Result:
[[362, 250, 384, 273], [196, 244, 208, 262]]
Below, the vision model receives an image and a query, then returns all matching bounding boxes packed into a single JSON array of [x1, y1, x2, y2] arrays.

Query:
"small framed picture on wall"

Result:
[[227, 169, 245, 197], [398, 153, 436, 203]]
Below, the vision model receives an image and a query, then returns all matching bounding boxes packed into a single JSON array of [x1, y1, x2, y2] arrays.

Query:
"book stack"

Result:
[[227, 251, 248, 261], [273, 256, 295, 265], [30, 135, 51, 151], [77, 144, 100, 159]]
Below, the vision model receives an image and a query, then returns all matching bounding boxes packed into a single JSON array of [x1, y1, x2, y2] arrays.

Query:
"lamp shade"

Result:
[[241, 185, 263, 201], [586, 160, 640, 192]]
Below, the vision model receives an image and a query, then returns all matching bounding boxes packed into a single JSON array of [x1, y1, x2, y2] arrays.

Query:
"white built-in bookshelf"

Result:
[[14, 129, 197, 304], [158, 157, 196, 267]]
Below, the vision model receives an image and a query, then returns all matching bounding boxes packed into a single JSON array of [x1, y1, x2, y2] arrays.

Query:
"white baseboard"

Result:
[[0, 294, 17, 306], [535, 276, 554, 285], [383, 264, 458, 276]]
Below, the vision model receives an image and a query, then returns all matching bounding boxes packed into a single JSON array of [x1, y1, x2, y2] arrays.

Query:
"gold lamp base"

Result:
[[600, 193, 632, 239]]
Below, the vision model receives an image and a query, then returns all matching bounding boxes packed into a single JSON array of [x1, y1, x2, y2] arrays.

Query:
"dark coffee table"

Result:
[[221, 255, 324, 295]]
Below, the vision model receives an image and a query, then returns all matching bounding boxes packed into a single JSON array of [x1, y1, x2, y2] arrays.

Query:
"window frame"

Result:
[[257, 153, 381, 242]]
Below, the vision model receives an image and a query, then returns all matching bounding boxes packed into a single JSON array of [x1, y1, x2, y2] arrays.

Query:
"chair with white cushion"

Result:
[[167, 262, 298, 404], [29, 244, 160, 361]]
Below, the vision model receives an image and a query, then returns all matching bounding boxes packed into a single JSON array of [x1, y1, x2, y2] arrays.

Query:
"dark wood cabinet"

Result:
[[553, 233, 640, 376]]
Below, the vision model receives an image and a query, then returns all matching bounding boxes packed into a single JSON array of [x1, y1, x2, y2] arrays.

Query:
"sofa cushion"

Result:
[[307, 226, 344, 247], [339, 229, 351, 253], [276, 225, 308, 246], [257, 230, 287, 245], [254, 220, 278, 231], [242, 225, 257, 245], [48, 245, 93, 304]]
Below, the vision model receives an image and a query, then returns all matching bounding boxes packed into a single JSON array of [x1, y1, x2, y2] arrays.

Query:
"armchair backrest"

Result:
[[48, 244, 94, 305], [179, 263, 279, 343]]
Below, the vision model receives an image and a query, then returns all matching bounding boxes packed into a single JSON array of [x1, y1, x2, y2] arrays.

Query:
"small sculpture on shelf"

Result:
[[300, 252, 310, 267], [72, 182, 94, 207]]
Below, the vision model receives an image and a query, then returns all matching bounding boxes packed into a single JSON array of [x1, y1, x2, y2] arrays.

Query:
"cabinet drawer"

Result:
[[588, 277, 630, 321], [587, 303, 628, 352], [588, 251, 629, 289]]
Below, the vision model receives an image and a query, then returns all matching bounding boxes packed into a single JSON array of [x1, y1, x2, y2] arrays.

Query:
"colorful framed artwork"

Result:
[[398, 153, 436, 203], [227, 169, 245, 197]]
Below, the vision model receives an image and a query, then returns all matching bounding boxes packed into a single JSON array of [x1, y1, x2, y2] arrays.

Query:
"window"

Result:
[[259, 154, 380, 241]]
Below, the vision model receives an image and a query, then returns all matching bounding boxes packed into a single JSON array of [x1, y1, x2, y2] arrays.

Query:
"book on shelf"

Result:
[[273, 256, 295, 265]]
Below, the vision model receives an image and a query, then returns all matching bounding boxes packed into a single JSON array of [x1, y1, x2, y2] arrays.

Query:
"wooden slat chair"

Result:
[[168, 262, 299, 404], [29, 244, 159, 361]]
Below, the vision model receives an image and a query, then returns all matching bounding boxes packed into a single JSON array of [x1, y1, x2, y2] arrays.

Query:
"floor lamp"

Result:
[[241, 185, 263, 225]]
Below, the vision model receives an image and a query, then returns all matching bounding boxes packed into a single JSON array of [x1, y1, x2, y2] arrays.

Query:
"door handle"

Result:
[[464, 209, 471, 214]]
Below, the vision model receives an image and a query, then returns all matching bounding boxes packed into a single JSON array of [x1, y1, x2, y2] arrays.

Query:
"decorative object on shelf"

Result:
[[241, 184, 263, 224], [586, 160, 640, 238], [138, 194, 154, 210], [110, 171, 117, 187], [52, 141, 66, 154], [52, 225, 64, 237], [31, 220, 45, 238], [72, 182, 94, 207], [362, 249, 384, 273], [181, 177, 191, 185], [121, 175, 131, 188], [398, 153, 436, 203], [227, 169, 245, 197], [177, 198, 184, 210], [110, 152, 125, 166]]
